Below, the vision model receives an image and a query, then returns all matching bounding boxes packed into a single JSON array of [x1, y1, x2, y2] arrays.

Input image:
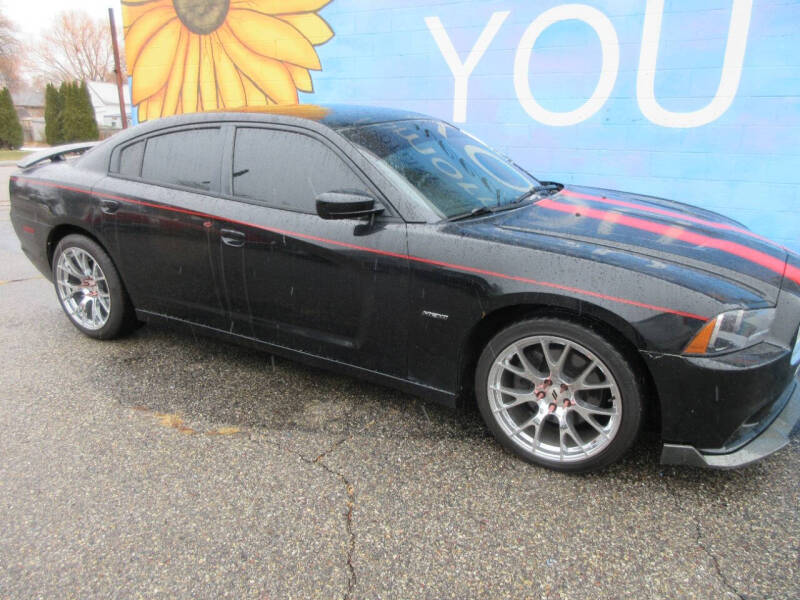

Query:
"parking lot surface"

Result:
[[0, 165, 797, 599]]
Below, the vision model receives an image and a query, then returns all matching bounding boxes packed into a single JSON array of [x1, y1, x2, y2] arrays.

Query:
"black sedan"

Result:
[[9, 105, 800, 472]]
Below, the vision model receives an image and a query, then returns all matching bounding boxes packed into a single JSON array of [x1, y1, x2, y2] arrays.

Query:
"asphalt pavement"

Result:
[[0, 164, 797, 599]]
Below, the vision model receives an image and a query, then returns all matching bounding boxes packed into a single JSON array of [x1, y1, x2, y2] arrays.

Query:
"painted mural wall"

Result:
[[122, 0, 800, 251]]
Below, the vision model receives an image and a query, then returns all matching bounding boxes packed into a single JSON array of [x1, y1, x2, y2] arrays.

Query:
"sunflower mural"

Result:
[[121, 0, 334, 121]]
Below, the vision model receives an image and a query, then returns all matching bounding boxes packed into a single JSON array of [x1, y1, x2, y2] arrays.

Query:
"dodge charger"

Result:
[[9, 105, 800, 472]]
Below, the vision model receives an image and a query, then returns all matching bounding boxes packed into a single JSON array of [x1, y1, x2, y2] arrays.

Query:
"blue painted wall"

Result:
[[305, 0, 800, 251]]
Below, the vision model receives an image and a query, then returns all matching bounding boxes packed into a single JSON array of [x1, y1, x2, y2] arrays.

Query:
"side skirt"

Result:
[[135, 309, 458, 408]]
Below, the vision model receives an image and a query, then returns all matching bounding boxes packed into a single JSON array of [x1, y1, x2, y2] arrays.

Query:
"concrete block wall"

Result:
[[308, 0, 800, 251]]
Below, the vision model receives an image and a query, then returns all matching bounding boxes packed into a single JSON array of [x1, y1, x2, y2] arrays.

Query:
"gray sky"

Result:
[[4, 0, 122, 37]]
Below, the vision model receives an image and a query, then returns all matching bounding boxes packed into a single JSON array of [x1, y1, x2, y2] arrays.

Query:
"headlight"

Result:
[[684, 308, 774, 355]]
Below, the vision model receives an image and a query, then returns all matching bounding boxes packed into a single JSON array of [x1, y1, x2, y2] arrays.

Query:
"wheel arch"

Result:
[[46, 224, 135, 309], [47, 223, 110, 269], [457, 299, 661, 429]]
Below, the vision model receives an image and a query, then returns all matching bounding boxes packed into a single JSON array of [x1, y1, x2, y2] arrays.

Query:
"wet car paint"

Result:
[[8, 105, 800, 460]]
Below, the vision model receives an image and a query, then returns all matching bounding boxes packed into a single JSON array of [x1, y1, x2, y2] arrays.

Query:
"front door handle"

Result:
[[99, 199, 119, 214], [221, 228, 246, 247]]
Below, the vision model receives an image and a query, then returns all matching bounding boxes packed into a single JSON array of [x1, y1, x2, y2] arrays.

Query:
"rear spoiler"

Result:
[[17, 142, 101, 169]]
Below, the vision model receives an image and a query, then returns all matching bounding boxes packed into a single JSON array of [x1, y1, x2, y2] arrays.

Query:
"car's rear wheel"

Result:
[[476, 318, 643, 472], [53, 234, 135, 339]]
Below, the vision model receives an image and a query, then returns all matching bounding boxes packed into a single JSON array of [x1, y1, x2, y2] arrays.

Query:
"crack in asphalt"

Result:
[[664, 477, 745, 600], [692, 519, 746, 600], [313, 436, 357, 600], [251, 432, 358, 600], [126, 399, 360, 598], [313, 435, 353, 464]]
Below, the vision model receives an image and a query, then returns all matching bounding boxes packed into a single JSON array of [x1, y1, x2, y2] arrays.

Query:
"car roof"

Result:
[[77, 104, 437, 175], [83, 104, 433, 158], [218, 103, 431, 130], [132, 104, 430, 133]]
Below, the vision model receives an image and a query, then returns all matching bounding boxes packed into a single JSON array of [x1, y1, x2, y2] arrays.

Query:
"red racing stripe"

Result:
[[559, 189, 781, 247], [539, 197, 800, 286], [15, 176, 709, 321]]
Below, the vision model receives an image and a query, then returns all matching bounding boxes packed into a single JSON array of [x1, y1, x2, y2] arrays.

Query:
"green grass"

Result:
[[0, 150, 31, 161]]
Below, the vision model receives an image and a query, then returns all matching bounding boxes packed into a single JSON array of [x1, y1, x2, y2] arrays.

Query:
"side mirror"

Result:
[[315, 191, 384, 220]]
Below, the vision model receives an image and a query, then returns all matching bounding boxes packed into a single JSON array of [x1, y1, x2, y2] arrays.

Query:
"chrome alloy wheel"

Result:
[[55, 247, 111, 330], [487, 335, 622, 463]]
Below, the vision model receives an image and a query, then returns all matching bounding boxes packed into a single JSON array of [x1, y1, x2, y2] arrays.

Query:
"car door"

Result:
[[213, 125, 410, 377], [94, 125, 228, 330]]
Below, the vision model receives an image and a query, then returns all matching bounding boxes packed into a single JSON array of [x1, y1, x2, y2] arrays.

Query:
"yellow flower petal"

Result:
[[172, 96, 183, 115], [212, 34, 246, 109], [218, 24, 297, 104], [147, 87, 166, 120], [286, 64, 312, 92], [230, 0, 331, 14], [199, 36, 219, 111], [131, 18, 181, 104], [124, 5, 176, 70], [162, 27, 189, 117], [181, 34, 201, 114], [279, 13, 333, 45], [137, 98, 148, 122], [227, 9, 321, 69], [122, 0, 170, 31], [239, 70, 267, 106]]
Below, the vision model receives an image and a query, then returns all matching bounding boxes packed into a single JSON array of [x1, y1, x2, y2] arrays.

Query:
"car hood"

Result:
[[488, 184, 793, 303]]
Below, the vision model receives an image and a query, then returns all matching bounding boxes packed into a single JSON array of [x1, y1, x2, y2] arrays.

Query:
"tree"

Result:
[[32, 11, 118, 84], [0, 11, 22, 92], [77, 81, 99, 141], [57, 82, 70, 142], [0, 87, 23, 149], [59, 81, 98, 143], [60, 82, 79, 142], [44, 82, 63, 145]]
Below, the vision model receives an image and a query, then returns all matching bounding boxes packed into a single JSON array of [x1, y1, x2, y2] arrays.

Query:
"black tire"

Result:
[[52, 234, 136, 340], [475, 317, 643, 473]]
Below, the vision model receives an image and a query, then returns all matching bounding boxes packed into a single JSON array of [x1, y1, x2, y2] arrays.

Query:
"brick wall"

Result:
[[309, 0, 800, 251]]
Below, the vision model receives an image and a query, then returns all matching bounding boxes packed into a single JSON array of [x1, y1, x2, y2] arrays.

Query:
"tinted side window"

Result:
[[141, 128, 222, 192], [117, 140, 144, 178], [232, 128, 367, 213]]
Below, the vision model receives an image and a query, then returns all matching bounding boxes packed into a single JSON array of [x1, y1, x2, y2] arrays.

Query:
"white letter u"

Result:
[[637, 0, 753, 128]]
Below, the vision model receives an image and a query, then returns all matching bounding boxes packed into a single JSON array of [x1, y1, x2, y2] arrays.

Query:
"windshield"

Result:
[[340, 120, 538, 219]]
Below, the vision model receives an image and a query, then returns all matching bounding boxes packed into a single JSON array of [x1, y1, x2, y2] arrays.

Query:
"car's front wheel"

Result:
[[52, 234, 135, 339], [476, 318, 643, 472]]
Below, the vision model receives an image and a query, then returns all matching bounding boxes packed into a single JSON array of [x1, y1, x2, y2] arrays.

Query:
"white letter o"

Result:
[[513, 4, 619, 126], [464, 145, 531, 192]]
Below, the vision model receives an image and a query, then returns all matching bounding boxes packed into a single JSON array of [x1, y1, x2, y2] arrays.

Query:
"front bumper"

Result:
[[661, 378, 799, 468], [643, 342, 797, 448]]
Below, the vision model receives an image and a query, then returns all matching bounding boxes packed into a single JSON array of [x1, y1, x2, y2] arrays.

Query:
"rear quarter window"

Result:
[[116, 141, 144, 178]]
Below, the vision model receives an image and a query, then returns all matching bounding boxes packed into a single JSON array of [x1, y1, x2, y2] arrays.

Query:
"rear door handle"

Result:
[[99, 199, 119, 214], [221, 228, 246, 247]]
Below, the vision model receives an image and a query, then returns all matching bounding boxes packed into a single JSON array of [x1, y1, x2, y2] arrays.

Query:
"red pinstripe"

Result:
[[14, 176, 709, 321]]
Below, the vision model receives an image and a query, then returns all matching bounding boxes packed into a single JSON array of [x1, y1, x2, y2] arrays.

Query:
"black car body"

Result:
[[9, 105, 800, 471]]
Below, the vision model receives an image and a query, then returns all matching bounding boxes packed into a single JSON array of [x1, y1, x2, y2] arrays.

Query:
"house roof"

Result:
[[86, 81, 131, 106], [13, 90, 44, 108]]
